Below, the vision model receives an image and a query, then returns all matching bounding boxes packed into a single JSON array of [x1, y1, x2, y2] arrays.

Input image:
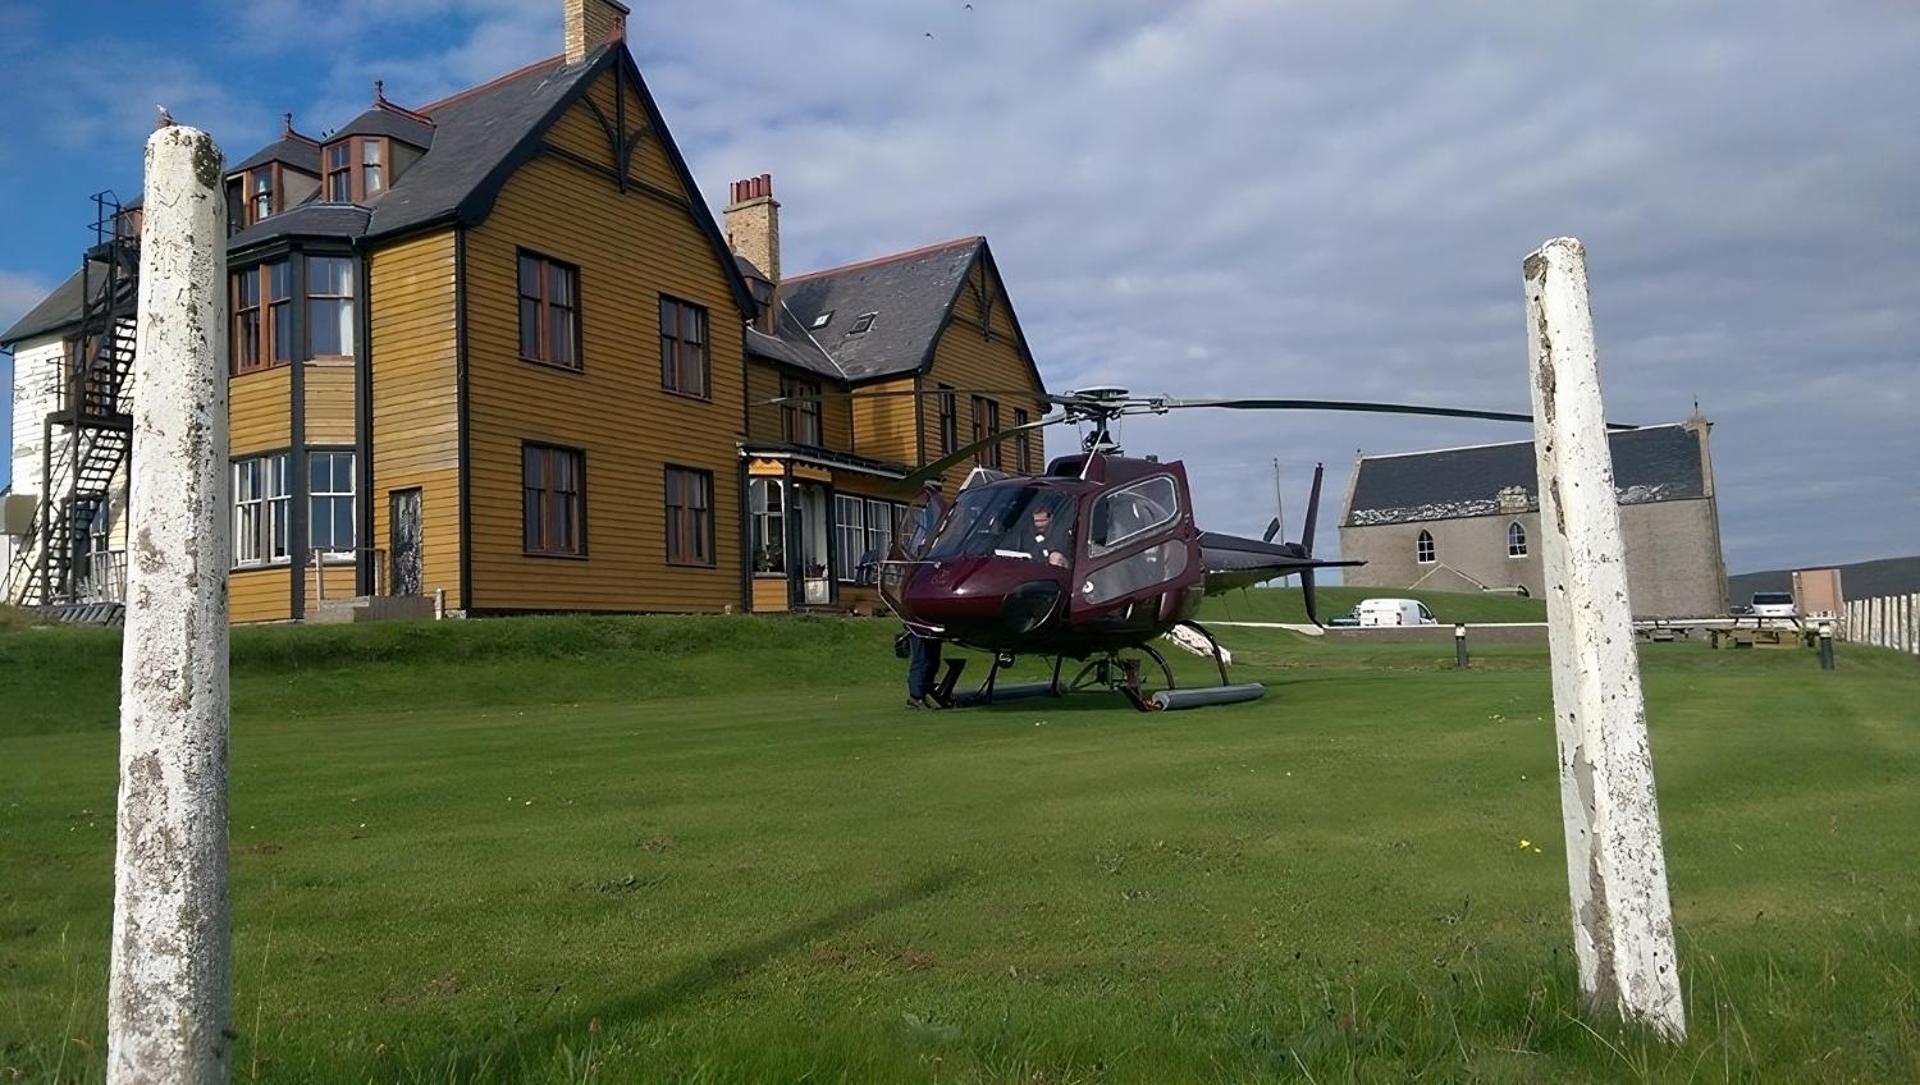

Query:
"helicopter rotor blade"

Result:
[[1148, 397, 1638, 431], [1301, 567, 1322, 628], [892, 414, 1071, 494], [1261, 517, 1281, 544]]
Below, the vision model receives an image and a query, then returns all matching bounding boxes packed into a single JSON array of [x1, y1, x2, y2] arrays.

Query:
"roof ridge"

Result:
[[1357, 422, 1685, 462], [781, 235, 983, 284], [419, 52, 569, 114]]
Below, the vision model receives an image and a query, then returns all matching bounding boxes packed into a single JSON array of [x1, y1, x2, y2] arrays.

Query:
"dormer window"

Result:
[[248, 167, 274, 222], [362, 139, 384, 194], [323, 136, 389, 203]]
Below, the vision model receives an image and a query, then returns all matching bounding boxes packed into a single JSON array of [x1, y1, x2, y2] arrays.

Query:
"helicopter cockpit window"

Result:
[[1088, 475, 1179, 556], [925, 485, 1076, 564]]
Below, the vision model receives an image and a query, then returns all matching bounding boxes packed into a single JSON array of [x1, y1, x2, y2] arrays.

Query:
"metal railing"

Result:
[[309, 547, 388, 603]]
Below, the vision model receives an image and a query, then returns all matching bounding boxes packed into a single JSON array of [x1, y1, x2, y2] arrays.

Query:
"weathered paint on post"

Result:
[[109, 123, 232, 1084], [1523, 237, 1685, 1040]]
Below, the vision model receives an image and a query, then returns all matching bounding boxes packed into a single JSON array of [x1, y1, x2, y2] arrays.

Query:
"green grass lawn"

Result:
[[2, 614, 1916, 1083], [1202, 585, 1547, 625]]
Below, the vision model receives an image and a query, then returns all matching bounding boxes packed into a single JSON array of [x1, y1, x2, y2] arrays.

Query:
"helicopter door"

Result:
[[1069, 471, 1199, 624], [878, 488, 949, 613]]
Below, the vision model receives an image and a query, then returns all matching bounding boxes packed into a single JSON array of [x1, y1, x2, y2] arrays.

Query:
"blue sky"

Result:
[[3, 1, 1916, 575]]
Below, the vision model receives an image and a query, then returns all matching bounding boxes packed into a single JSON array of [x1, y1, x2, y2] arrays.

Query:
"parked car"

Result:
[[1749, 591, 1796, 619], [1354, 597, 1438, 627]]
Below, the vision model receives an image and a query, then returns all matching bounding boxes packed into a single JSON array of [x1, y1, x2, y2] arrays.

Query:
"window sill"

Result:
[[231, 560, 291, 572], [231, 363, 291, 379], [518, 355, 585, 375], [662, 387, 714, 404], [668, 560, 718, 569], [523, 550, 590, 561], [752, 571, 787, 579], [306, 356, 354, 367]]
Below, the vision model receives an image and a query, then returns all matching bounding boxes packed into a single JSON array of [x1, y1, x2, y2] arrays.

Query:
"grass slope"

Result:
[[2, 615, 1915, 1083], [1202, 585, 1548, 625]]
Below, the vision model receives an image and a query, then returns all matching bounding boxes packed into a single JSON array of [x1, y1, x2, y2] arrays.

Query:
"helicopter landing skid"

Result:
[[1065, 645, 1177, 712]]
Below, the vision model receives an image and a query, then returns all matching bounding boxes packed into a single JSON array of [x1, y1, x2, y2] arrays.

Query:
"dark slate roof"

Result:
[[228, 203, 372, 252], [746, 302, 843, 379], [1729, 555, 1920, 602], [231, 135, 321, 176], [331, 106, 435, 148], [779, 237, 982, 380], [1344, 423, 1707, 526], [0, 259, 120, 346]]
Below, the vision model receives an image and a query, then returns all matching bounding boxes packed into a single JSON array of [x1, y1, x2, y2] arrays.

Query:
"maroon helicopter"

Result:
[[868, 386, 1555, 711]]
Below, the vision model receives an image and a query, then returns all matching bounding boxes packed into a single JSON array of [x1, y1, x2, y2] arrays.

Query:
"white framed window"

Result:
[[833, 494, 865, 582], [1416, 529, 1435, 564], [750, 478, 785, 575], [864, 498, 896, 577], [310, 450, 357, 558], [1507, 521, 1527, 558], [233, 452, 290, 567]]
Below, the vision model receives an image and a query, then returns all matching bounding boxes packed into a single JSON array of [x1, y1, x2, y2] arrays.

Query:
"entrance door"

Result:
[[389, 488, 422, 596]]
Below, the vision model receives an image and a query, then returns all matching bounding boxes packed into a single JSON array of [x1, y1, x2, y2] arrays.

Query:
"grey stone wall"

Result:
[[1339, 498, 1728, 619]]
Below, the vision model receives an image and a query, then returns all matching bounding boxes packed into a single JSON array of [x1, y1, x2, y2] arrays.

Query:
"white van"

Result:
[[1355, 597, 1437, 627]]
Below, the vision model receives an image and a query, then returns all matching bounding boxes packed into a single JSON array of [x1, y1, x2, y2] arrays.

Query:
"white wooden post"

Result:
[[1524, 237, 1685, 1040], [109, 122, 232, 1085]]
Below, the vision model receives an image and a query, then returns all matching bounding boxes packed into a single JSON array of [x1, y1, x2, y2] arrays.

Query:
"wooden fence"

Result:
[[1841, 593, 1920, 654]]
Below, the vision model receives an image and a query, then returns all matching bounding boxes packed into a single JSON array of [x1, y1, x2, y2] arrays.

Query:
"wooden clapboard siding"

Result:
[[921, 257, 1047, 490], [745, 359, 854, 450], [229, 566, 290, 623], [751, 578, 787, 613], [851, 375, 921, 467], [463, 75, 745, 614], [303, 365, 356, 446], [366, 229, 462, 607], [230, 367, 291, 456]]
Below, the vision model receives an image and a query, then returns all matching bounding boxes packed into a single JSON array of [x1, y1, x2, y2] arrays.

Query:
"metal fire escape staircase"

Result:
[[4, 194, 140, 608]]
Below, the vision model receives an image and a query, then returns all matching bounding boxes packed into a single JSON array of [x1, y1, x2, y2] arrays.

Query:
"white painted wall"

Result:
[[9, 333, 65, 502]]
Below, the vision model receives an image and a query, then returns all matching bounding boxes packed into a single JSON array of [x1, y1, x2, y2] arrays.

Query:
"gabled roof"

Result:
[[0, 259, 122, 346], [230, 135, 321, 176], [1344, 423, 1707, 527], [778, 237, 983, 381]]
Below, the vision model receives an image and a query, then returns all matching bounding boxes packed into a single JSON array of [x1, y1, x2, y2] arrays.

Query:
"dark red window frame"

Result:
[[659, 295, 710, 399], [971, 396, 1001, 468], [665, 466, 715, 567], [780, 374, 822, 445], [230, 261, 292, 375], [518, 250, 581, 370], [522, 442, 586, 557]]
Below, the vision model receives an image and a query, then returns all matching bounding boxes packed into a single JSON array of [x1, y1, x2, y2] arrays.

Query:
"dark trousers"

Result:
[[907, 634, 943, 700]]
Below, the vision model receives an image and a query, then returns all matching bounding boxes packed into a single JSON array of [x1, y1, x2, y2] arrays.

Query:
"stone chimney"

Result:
[[725, 173, 781, 284], [565, 0, 629, 65]]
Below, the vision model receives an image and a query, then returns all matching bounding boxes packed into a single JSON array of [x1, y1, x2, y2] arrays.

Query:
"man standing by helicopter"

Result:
[[902, 483, 947, 710]]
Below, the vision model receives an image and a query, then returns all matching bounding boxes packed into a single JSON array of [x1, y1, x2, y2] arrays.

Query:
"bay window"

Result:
[[309, 451, 356, 557], [833, 495, 865, 582], [232, 453, 291, 567], [750, 478, 785, 575], [231, 261, 292, 375], [307, 256, 354, 359]]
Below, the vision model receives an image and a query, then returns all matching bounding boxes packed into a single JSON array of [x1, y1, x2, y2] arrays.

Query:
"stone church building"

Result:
[[1337, 416, 1728, 619]]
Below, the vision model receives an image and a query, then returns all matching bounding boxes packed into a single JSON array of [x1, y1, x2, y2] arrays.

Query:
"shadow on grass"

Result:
[[473, 868, 961, 1077]]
